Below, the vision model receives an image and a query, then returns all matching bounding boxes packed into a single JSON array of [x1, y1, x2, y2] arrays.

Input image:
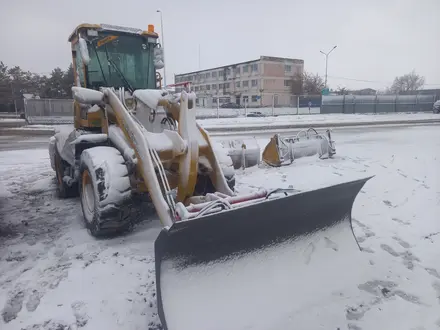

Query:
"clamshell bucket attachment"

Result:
[[263, 128, 336, 167], [155, 176, 372, 330]]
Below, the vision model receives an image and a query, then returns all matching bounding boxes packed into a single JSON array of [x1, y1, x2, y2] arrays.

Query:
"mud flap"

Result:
[[155, 177, 372, 330]]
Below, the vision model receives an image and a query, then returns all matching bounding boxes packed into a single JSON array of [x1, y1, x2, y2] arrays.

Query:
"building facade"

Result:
[[174, 56, 304, 108]]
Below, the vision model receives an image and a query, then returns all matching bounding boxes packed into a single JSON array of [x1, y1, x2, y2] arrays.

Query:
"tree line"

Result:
[[0, 62, 73, 112], [290, 70, 426, 96]]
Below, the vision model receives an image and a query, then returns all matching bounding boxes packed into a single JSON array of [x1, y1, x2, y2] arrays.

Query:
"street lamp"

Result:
[[156, 9, 166, 86], [320, 45, 337, 88]]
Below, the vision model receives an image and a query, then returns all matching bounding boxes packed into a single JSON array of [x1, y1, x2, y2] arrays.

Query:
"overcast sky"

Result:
[[1, 0, 439, 90]]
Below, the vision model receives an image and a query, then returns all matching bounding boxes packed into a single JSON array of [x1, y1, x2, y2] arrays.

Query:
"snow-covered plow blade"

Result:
[[263, 128, 336, 167], [155, 177, 371, 330]]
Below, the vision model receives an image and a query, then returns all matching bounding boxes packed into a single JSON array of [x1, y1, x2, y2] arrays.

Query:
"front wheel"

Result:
[[79, 146, 132, 237], [54, 148, 78, 198]]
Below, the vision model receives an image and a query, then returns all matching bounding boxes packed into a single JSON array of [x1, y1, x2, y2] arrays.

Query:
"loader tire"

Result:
[[225, 174, 236, 191], [194, 173, 236, 195], [79, 146, 132, 237], [54, 148, 78, 198]]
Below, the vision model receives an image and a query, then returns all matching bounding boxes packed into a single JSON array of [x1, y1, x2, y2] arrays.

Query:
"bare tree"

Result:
[[335, 86, 348, 95], [390, 70, 425, 93], [291, 72, 326, 95]]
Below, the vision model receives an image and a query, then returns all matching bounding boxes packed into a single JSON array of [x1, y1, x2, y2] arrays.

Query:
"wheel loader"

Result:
[[49, 23, 372, 329]]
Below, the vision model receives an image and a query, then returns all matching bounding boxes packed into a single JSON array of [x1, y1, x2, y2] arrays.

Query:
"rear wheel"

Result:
[[79, 146, 132, 237]]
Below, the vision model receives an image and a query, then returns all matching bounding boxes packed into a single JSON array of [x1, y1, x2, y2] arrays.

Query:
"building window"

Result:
[[219, 83, 224, 88], [284, 64, 292, 72], [206, 85, 210, 90], [243, 96, 249, 103], [196, 98, 199, 105], [195, 86, 199, 91], [243, 80, 249, 87], [205, 73, 210, 78], [243, 65, 249, 73], [212, 84, 217, 90], [251, 79, 258, 87], [251, 64, 258, 72], [212, 72, 217, 78], [251, 95, 258, 102], [235, 67, 240, 74], [236, 81, 240, 88], [284, 80, 292, 87], [224, 82, 230, 88]]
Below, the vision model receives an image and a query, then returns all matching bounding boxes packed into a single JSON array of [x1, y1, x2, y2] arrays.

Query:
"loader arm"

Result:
[[157, 97, 235, 199], [102, 88, 175, 226]]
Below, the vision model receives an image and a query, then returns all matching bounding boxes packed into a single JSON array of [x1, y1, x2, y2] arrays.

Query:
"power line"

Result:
[[328, 75, 440, 87], [328, 75, 389, 84]]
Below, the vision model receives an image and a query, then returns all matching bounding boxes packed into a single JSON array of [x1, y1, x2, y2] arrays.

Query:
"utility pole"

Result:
[[157, 9, 166, 86], [198, 44, 201, 70], [320, 45, 337, 88]]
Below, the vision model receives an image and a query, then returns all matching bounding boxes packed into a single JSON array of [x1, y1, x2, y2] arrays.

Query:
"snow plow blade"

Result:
[[155, 177, 372, 330]]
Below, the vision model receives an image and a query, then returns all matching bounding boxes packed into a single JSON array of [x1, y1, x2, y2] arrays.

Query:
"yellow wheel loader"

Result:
[[49, 23, 372, 329]]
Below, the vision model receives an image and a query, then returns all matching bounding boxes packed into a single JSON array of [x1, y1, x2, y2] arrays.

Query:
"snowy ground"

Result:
[[199, 112, 440, 130], [0, 125, 440, 329], [0, 119, 26, 128]]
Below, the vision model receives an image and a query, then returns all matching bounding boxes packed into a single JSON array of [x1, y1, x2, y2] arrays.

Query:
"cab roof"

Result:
[[68, 23, 159, 42]]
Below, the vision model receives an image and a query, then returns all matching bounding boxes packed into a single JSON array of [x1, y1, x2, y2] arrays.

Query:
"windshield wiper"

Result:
[[103, 47, 134, 94], [91, 43, 108, 86], [108, 58, 134, 94]]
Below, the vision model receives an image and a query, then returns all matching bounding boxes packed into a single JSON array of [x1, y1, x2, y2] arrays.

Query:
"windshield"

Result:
[[85, 33, 156, 91]]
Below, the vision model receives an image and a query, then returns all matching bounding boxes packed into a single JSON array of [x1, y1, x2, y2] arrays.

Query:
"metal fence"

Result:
[[23, 93, 437, 124], [321, 94, 436, 114], [24, 99, 74, 124]]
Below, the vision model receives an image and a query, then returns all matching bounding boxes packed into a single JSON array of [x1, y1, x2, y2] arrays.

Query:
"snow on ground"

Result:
[[198, 112, 440, 130], [11, 113, 439, 137], [0, 119, 25, 123], [0, 126, 440, 329], [194, 106, 321, 118]]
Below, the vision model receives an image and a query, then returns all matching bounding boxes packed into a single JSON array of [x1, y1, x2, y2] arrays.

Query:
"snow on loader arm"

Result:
[[263, 128, 336, 167]]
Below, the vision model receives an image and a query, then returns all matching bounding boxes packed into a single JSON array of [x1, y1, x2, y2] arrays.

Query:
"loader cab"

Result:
[[68, 23, 164, 129]]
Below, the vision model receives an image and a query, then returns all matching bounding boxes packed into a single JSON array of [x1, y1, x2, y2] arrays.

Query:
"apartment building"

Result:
[[174, 56, 304, 107]]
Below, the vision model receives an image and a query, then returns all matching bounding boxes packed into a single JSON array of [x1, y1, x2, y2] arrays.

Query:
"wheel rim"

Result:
[[82, 170, 95, 223]]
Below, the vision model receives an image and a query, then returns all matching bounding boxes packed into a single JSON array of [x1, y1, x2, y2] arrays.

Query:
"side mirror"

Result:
[[154, 47, 164, 69], [78, 37, 91, 65], [72, 87, 104, 104]]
